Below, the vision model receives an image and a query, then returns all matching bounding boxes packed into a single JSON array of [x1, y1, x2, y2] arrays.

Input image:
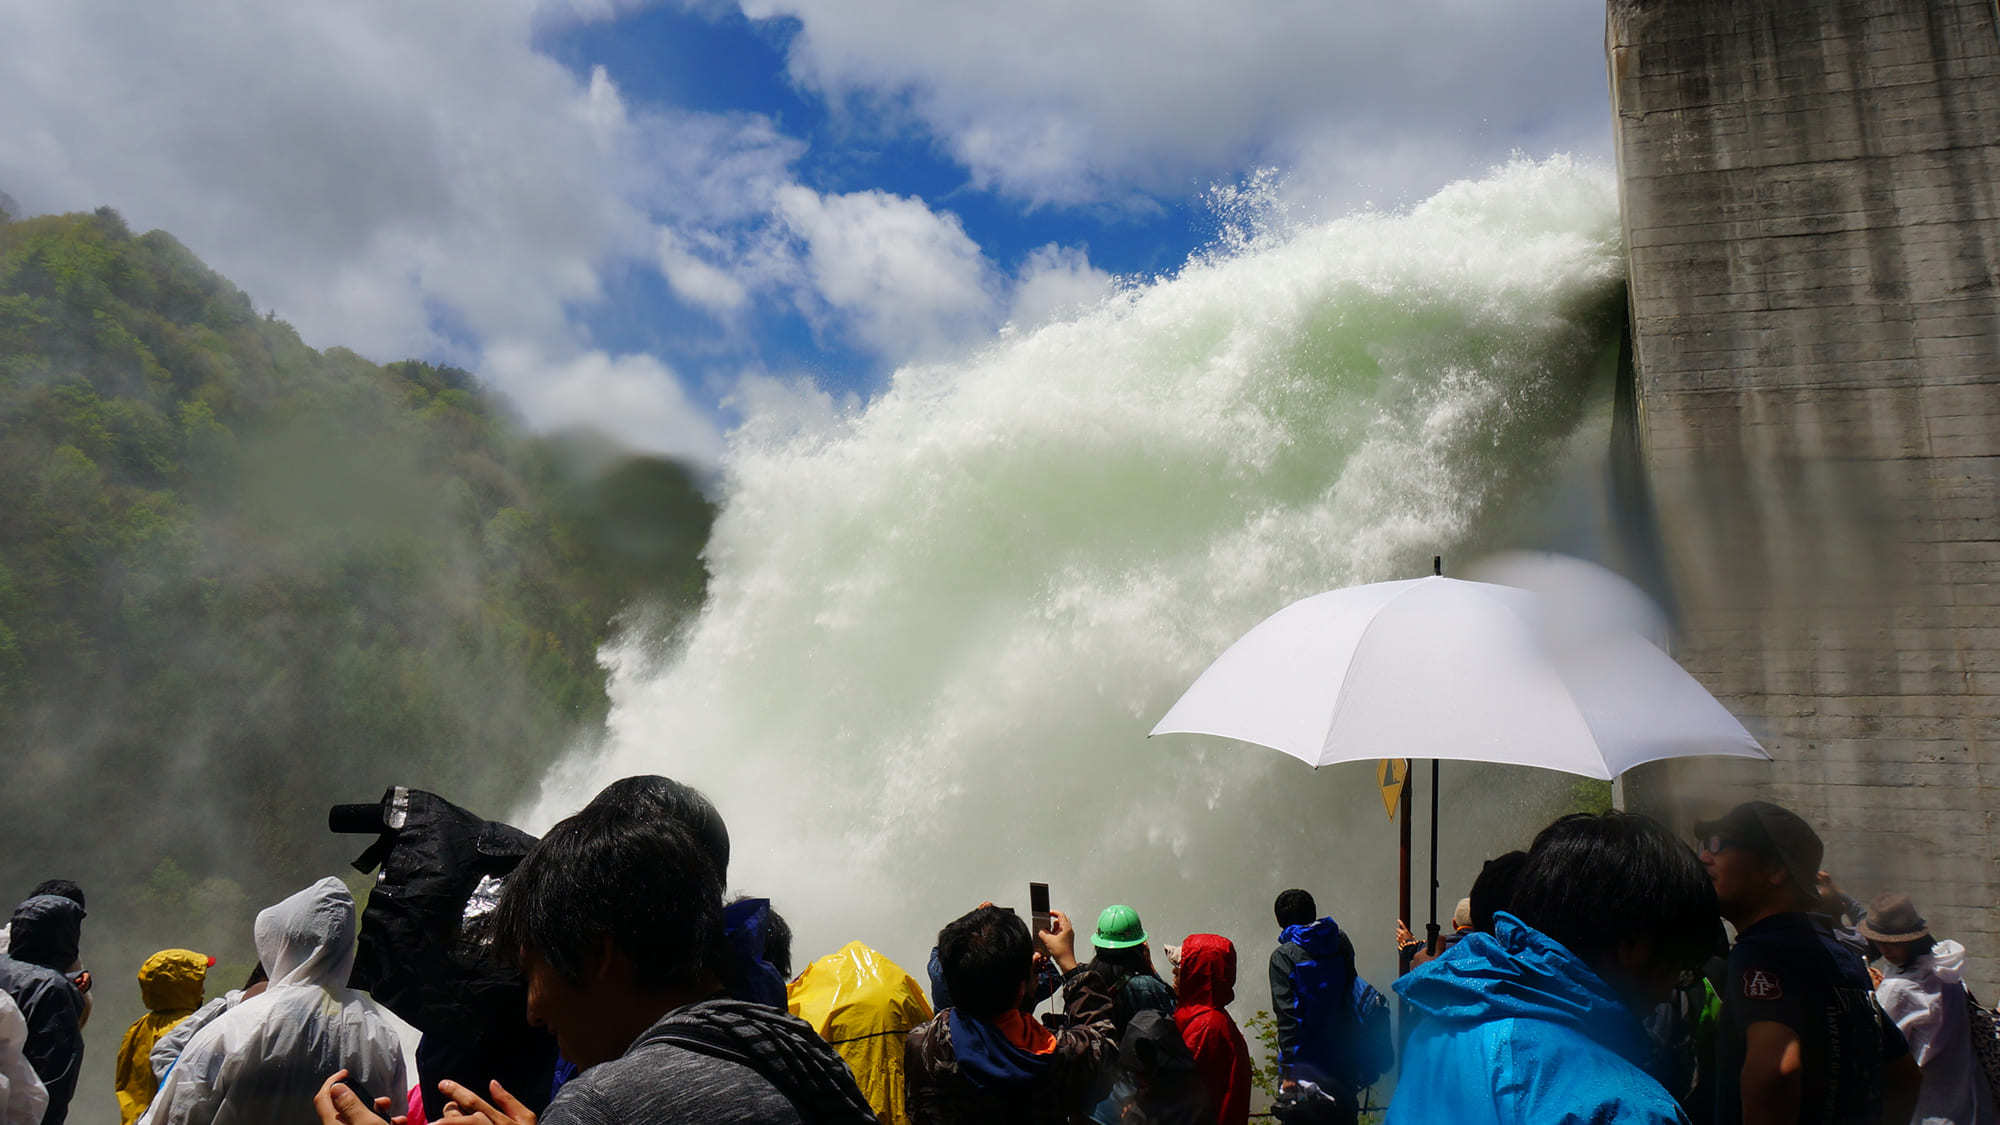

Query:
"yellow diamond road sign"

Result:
[[1378, 759, 1409, 821]]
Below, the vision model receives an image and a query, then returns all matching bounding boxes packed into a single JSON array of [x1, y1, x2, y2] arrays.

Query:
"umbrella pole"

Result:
[[1398, 771, 1412, 929], [1397, 766, 1412, 970], [1426, 759, 1441, 954]]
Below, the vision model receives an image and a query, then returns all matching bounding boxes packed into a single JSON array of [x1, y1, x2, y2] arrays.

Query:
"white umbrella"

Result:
[[1148, 558, 1768, 947], [1148, 569, 1765, 780]]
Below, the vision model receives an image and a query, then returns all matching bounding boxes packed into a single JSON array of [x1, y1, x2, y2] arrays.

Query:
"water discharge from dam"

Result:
[[525, 157, 1632, 997]]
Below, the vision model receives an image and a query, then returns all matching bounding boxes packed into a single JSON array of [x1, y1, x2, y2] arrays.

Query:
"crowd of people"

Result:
[[0, 782, 1993, 1125]]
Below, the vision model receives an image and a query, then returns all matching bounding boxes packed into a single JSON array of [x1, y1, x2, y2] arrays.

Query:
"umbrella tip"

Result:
[[1434, 555, 1442, 576]]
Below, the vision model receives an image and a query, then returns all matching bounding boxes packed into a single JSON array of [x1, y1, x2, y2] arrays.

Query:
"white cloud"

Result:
[[0, 0, 1166, 443], [487, 341, 725, 463], [0, 2, 629, 358], [0, 0, 763, 457], [772, 186, 1000, 360], [731, 0, 1611, 210], [657, 229, 751, 312]]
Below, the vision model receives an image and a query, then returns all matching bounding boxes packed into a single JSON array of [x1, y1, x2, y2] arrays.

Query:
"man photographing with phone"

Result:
[[905, 903, 1117, 1125]]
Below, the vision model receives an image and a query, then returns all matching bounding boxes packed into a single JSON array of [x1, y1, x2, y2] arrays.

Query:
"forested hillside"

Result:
[[0, 204, 714, 920]]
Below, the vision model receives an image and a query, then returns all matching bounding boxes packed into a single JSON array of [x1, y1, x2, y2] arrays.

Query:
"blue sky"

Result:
[[536, 3, 1209, 394], [1, 0, 1613, 462]]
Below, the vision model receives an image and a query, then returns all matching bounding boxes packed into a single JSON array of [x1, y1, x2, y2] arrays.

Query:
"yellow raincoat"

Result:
[[114, 949, 208, 1124], [788, 941, 932, 1125]]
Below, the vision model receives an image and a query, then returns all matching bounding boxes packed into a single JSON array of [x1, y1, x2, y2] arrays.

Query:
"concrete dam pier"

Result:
[[1608, 0, 2000, 988]]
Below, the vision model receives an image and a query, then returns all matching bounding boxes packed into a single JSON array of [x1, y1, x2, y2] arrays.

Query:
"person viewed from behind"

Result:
[[1086, 905, 1176, 1124], [0, 894, 87, 1124], [1698, 801, 1921, 1125], [1116, 1009, 1204, 1125], [0, 880, 91, 1032], [0, 882, 91, 1031], [1863, 893, 1996, 1125], [319, 798, 877, 1125], [1390, 811, 1720, 1124], [1173, 935, 1251, 1125], [115, 949, 211, 1124], [789, 941, 933, 1125], [0, 991, 49, 1125], [1088, 907, 1176, 1036], [148, 878, 406, 1125], [1467, 850, 1530, 935], [1271, 889, 1385, 1121], [905, 904, 1116, 1125]]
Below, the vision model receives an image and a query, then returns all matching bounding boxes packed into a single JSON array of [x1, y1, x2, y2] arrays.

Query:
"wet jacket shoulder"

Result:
[[1387, 913, 1686, 1125], [905, 964, 1115, 1125]]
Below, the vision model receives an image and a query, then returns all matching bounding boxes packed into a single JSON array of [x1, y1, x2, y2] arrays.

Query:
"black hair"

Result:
[[1469, 851, 1530, 934], [30, 880, 84, 910], [764, 907, 794, 981], [492, 802, 725, 993], [244, 963, 268, 990], [585, 775, 730, 878], [937, 905, 1034, 1019], [1088, 943, 1154, 984], [1510, 812, 1717, 973], [1274, 889, 1316, 929]]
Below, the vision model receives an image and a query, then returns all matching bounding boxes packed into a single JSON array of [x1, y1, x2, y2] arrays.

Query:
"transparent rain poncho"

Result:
[[0, 990, 49, 1125], [144, 878, 408, 1125]]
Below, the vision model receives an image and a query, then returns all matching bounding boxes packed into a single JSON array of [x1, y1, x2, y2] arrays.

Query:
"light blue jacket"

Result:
[[1386, 912, 1687, 1125]]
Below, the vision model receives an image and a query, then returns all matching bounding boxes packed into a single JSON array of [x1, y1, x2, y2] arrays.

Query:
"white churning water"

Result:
[[527, 157, 1628, 998]]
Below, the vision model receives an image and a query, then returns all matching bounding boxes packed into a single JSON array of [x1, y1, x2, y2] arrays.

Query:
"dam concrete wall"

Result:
[[1607, 0, 2000, 990]]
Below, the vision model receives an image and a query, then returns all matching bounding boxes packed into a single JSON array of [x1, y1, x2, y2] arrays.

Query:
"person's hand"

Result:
[[1395, 920, 1417, 948], [1280, 1078, 1299, 1093], [314, 1070, 405, 1125], [1036, 909, 1078, 973], [71, 970, 91, 995], [1869, 966, 1884, 989], [437, 1079, 536, 1124]]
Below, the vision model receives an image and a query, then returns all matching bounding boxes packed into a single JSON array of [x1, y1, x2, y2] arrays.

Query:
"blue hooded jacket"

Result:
[[1387, 912, 1687, 1125], [1271, 918, 1359, 1085]]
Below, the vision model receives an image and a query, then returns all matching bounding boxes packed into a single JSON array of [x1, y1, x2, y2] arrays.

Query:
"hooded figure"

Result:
[[1173, 936, 1251, 1125], [1387, 913, 1685, 1125], [0, 991, 49, 1125], [1269, 916, 1377, 1094], [115, 950, 210, 1123], [789, 941, 933, 1125], [144, 878, 406, 1125], [1118, 1009, 1205, 1125], [0, 895, 87, 1124]]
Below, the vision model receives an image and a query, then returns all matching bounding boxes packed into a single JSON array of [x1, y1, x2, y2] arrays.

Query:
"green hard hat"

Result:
[[1093, 904, 1148, 950]]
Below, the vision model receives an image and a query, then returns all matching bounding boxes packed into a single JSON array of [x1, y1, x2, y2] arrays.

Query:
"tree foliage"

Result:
[[0, 205, 715, 917]]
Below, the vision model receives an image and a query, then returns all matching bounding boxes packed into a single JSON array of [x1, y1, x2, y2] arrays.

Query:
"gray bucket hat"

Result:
[[1856, 893, 1930, 943]]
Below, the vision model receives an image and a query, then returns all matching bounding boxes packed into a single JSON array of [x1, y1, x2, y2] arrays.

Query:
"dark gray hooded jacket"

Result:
[[0, 895, 87, 1125]]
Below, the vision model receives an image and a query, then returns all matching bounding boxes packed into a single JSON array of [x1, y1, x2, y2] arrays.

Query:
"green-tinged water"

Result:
[[528, 157, 1630, 1005]]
